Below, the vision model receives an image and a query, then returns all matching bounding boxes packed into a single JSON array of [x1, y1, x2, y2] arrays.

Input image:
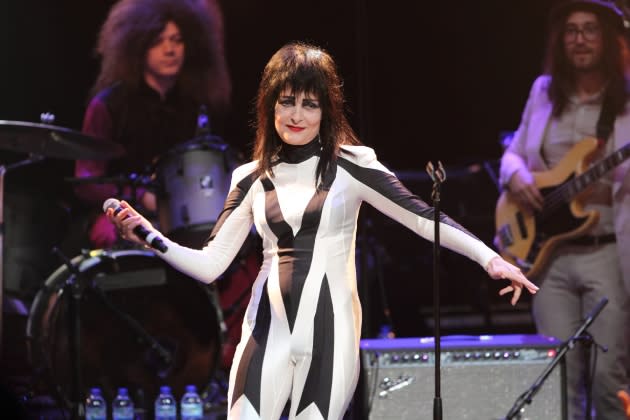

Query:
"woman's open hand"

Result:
[[486, 256, 539, 305]]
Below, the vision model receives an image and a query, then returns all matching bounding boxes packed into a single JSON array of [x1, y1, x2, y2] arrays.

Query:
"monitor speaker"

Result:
[[359, 334, 566, 420]]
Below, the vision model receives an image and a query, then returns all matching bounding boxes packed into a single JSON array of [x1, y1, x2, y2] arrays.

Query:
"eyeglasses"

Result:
[[564, 24, 601, 42]]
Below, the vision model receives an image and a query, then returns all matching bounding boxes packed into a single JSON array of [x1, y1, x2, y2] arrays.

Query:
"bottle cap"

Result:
[[118, 387, 129, 396], [90, 387, 102, 395], [159, 385, 172, 393], [185, 385, 197, 392]]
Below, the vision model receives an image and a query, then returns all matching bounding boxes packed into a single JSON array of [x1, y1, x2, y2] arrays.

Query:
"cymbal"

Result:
[[0, 120, 125, 160]]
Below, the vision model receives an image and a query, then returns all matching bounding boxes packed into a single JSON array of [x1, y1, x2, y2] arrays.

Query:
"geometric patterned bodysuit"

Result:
[[159, 139, 499, 419]]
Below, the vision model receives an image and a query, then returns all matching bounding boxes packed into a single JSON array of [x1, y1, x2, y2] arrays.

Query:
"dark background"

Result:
[[1, 0, 557, 338]]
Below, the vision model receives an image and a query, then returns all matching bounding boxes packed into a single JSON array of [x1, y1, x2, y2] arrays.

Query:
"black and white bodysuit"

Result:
[[159, 140, 499, 420]]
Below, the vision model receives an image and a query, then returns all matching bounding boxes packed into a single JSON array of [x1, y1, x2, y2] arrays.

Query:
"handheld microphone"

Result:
[[102, 198, 168, 253]]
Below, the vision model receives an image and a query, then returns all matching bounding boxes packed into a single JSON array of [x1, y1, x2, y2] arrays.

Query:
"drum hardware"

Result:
[[49, 247, 84, 420], [180, 133, 229, 151], [27, 248, 223, 418], [65, 173, 157, 207], [49, 247, 176, 418], [65, 173, 154, 187], [0, 154, 46, 361], [0, 118, 126, 361]]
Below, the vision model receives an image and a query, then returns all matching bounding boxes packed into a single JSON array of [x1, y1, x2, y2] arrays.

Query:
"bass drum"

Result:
[[26, 248, 223, 408]]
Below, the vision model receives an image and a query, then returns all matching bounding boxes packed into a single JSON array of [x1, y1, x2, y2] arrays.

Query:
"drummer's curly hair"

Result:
[[253, 42, 361, 184], [90, 0, 230, 111]]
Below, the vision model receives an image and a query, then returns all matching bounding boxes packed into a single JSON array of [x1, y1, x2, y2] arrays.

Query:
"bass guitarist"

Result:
[[498, 1, 630, 418]]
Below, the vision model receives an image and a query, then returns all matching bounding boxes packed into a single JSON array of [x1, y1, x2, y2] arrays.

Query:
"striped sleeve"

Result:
[[158, 162, 258, 283], [339, 147, 498, 268]]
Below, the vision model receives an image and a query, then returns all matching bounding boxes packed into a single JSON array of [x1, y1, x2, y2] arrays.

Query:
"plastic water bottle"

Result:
[[112, 387, 134, 420], [85, 387, 107, 420], [154, 385, 177, 420], [180, 384, 203, 420]]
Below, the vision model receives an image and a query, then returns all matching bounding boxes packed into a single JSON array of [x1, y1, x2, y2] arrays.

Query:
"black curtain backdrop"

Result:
[[2, 0, 551, 161], [2, 0, 556, 337]]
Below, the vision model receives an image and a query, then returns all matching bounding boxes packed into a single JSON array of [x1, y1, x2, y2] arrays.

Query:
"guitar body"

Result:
[[495, 138, 601, 279]]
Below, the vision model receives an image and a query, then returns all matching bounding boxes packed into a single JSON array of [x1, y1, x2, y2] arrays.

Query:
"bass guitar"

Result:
[[494, 137, 630, 278]]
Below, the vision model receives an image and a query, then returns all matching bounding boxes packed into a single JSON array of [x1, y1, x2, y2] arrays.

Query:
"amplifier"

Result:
[[359, 334, 566, 420]]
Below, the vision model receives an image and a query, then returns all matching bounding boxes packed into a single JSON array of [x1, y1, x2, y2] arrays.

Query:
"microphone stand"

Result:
[[504, 297, 609, 420], [426, 161, 446, 420], [582, 330, 608, 420]]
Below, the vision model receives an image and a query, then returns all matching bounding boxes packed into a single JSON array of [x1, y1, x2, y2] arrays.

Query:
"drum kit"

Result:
[[0, 119, 242, 417]]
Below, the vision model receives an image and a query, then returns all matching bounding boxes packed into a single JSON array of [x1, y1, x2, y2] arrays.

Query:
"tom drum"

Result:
[[155, 137, 232, 247]]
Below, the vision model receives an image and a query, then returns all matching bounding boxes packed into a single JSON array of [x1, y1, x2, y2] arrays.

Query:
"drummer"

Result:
[[74, 0, 231, 249]]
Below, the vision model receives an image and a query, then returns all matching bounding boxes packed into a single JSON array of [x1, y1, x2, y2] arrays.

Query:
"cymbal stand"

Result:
[[52, 248, 85, 420], [425, 161, 446, 420], [0, 153, 45, 361]]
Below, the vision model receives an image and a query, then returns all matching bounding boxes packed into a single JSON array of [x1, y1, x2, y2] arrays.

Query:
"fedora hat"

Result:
[[550, 0, 627, 29]]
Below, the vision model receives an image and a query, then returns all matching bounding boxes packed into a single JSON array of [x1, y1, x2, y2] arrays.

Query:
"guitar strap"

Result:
[[596, 89, 616, 145]]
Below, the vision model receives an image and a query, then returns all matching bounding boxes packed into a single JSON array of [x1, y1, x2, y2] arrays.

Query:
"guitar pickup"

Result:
[[496, 224, 514, 250]]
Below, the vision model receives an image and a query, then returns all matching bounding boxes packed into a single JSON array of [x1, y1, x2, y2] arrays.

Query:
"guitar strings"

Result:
[[538, 145, 628, 221]]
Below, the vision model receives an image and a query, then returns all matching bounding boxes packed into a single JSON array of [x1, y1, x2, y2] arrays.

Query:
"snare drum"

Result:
[[26, 248, 223, 407], [155, 137, 232, 247]]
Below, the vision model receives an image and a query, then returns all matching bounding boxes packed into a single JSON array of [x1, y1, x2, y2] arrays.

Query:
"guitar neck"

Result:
[[549, 143, 630, 206]]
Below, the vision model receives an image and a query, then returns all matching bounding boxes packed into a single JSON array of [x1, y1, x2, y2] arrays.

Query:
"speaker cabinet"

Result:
[[359, 334, 566, 420]]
